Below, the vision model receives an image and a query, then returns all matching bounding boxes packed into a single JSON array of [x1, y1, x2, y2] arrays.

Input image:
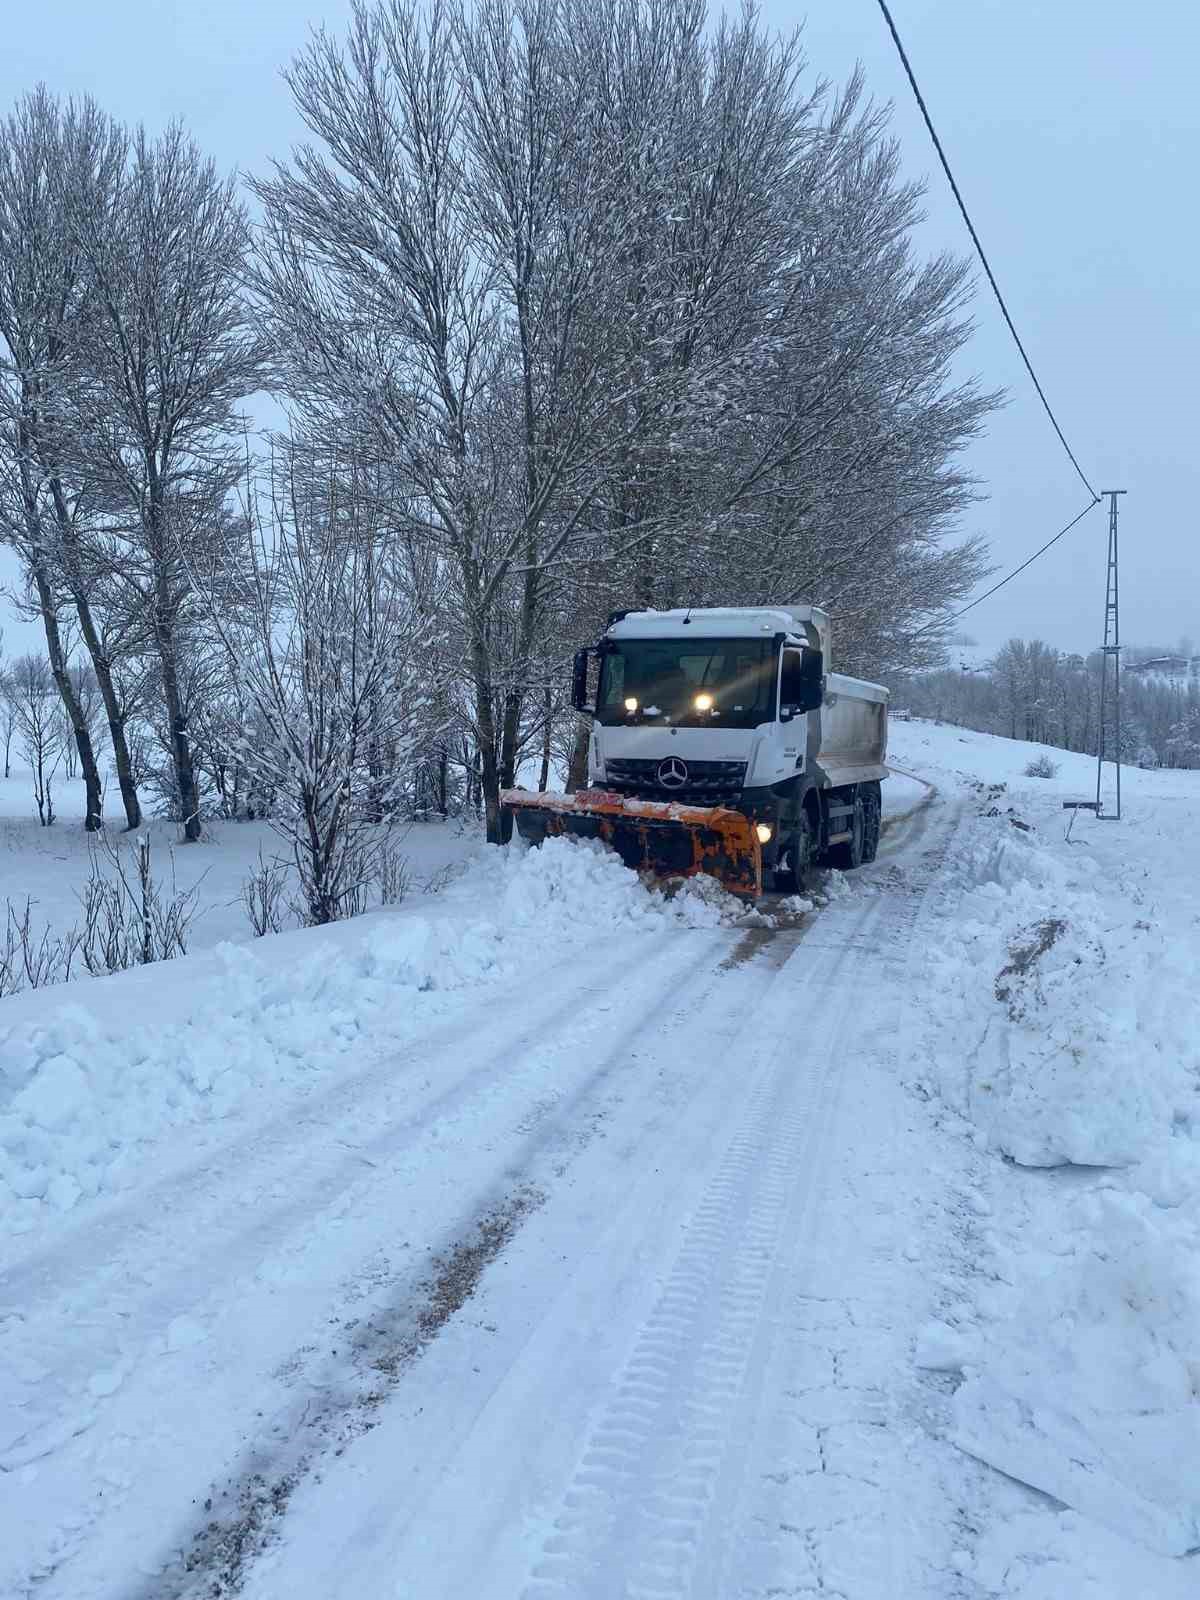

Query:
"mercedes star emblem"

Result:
[[657, 756, 688, 788]]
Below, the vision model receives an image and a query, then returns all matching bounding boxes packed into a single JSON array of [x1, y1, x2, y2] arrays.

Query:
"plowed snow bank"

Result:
[[910, 750, 1200, 1560], [0, 838, 745, 1237]]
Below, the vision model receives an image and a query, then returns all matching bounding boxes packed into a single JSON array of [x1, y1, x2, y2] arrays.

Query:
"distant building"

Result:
[[1125, 655, 1200, 679]]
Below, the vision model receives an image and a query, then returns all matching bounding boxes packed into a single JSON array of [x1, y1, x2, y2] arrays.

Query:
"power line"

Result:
[[875, 0, 1100, 505], [913, 497, 1101, 637]]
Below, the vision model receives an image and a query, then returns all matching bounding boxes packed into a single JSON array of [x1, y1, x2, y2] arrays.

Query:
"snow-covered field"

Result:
[[1, 725, 1196, 1598], [0, 771, 478, 962]]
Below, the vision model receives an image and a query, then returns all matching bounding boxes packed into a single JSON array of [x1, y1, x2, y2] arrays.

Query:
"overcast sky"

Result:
[[0, 0, 1193, 663]]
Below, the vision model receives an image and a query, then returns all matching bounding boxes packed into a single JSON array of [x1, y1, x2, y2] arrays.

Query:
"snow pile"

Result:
[[953, 1187, 1200, 1556], [914, 784, 1200, 1558], [922, 824, 1188, 1169], [0, 925, 497, 1232], [0, 837, 737, 1236], [475, 834, 749, 933]]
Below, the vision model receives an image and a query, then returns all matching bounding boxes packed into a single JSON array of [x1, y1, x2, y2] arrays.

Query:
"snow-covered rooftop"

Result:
[[607, 604, 828, 642]]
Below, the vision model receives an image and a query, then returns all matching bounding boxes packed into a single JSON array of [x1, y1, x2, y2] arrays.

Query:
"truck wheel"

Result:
[[861, 781, 882, 864], [774, 813, 813, 894], [829, 789, 865, 870]]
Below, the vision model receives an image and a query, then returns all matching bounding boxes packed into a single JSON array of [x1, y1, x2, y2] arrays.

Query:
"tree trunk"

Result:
[[537, 686, 552, 792], [68, 591, 141, 829], [497, 686, 523, 844], [474, 694, 504, 844], [468, 617, 508, 844], [493, 564, 543, 842], [32, 564, 103, 831], [148, 475, 201, 840], [480, 738, 503, 844], [566, 715, 590, 792], [45, 476, 142, 830], [157, 623, 202, 841]]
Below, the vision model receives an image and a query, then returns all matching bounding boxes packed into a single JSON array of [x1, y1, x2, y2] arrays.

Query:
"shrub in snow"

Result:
[[79, 834, 199, 975], [241, 850, 291, 938], [0, 838, 203, 1000], [0, 900, 82, 997], [1022, 754, 1059, 779], [376, 842, 412, 906]]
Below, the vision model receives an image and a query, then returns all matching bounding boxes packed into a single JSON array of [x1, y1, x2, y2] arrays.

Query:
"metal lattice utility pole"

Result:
[[1095, 489, 1126, 820]]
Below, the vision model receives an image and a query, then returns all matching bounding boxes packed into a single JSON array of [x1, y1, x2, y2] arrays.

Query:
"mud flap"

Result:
[[500, 788, 763, 899]]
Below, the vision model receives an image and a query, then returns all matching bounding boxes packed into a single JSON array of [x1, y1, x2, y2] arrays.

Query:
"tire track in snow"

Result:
[[4, 928, 721, 1600], [517, 798, 964, 1600], [2, 928, 680, 1310], [517, 952, 861, 1597], [709, 792, 971, 1600], [146, 1186, 546, 1600], [107, 926, 760, 1600]]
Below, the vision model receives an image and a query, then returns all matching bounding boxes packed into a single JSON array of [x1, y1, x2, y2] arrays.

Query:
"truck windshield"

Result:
[[596, 638, 775, 728]]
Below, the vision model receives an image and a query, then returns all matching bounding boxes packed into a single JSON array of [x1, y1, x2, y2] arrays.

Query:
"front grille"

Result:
[[605, 757, 747, 805]]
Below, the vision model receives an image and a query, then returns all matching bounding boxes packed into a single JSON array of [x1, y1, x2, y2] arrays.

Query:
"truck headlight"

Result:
[[755, 822, 773, 844]]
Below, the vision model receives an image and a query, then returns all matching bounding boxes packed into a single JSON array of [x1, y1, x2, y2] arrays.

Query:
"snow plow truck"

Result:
[[501, 606, 889, 899]]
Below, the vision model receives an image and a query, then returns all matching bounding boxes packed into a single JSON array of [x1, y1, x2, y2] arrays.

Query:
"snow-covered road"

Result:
[[243, 800, 953, 1600], [3, 786, 969, 1599], [5, 726, 1198, 1600]]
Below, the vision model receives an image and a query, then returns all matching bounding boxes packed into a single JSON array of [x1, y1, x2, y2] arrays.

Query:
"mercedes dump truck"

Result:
[[502, 606, 889, 899]]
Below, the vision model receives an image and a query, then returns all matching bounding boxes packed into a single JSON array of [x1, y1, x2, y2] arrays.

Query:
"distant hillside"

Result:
[[897, 637, 1200, 769]]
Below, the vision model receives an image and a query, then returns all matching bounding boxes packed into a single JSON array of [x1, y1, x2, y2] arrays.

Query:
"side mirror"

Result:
[[780, 648, 824, 719], [572, 647, 595, 715], [797, 648, 824, 712]]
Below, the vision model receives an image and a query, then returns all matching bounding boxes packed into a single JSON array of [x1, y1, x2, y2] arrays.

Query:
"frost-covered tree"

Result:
[[1164, 705, 1200, 769], [3, 651, 63, 822], [901, 641, 1200, 771], [197, 447, 441, 923], [254, 0, 998, 840], [64, 122, 265, 840], [0, 89, 132, 830], [0, 639, 17, 777]]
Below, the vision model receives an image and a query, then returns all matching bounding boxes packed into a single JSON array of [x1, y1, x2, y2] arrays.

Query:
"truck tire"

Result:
[[829, 788, 865, 871], [861, 781, 882, 864], [773, 811, 814, 894]]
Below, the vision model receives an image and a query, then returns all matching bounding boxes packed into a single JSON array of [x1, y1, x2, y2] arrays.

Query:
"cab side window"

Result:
[[780, 649, 804, 713]]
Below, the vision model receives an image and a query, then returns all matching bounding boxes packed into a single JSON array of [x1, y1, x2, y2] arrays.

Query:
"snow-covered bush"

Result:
[[1023, 754, 1059, 778]]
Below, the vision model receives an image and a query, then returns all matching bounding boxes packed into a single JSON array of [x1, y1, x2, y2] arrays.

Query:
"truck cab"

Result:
[[576, 606, 889, 885]]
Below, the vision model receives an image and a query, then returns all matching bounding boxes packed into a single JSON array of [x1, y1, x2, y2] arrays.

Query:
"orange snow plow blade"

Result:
[[500, 787, 763, 899]]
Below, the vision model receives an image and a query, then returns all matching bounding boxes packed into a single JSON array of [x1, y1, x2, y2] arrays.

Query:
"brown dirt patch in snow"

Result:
[[994, 918, 1068, 1019], [365, 1186, 541, 1388], [147, 1186, 543, 1599]]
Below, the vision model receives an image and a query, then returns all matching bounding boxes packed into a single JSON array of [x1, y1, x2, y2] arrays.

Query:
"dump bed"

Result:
[[817, 673, 889, 787]]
